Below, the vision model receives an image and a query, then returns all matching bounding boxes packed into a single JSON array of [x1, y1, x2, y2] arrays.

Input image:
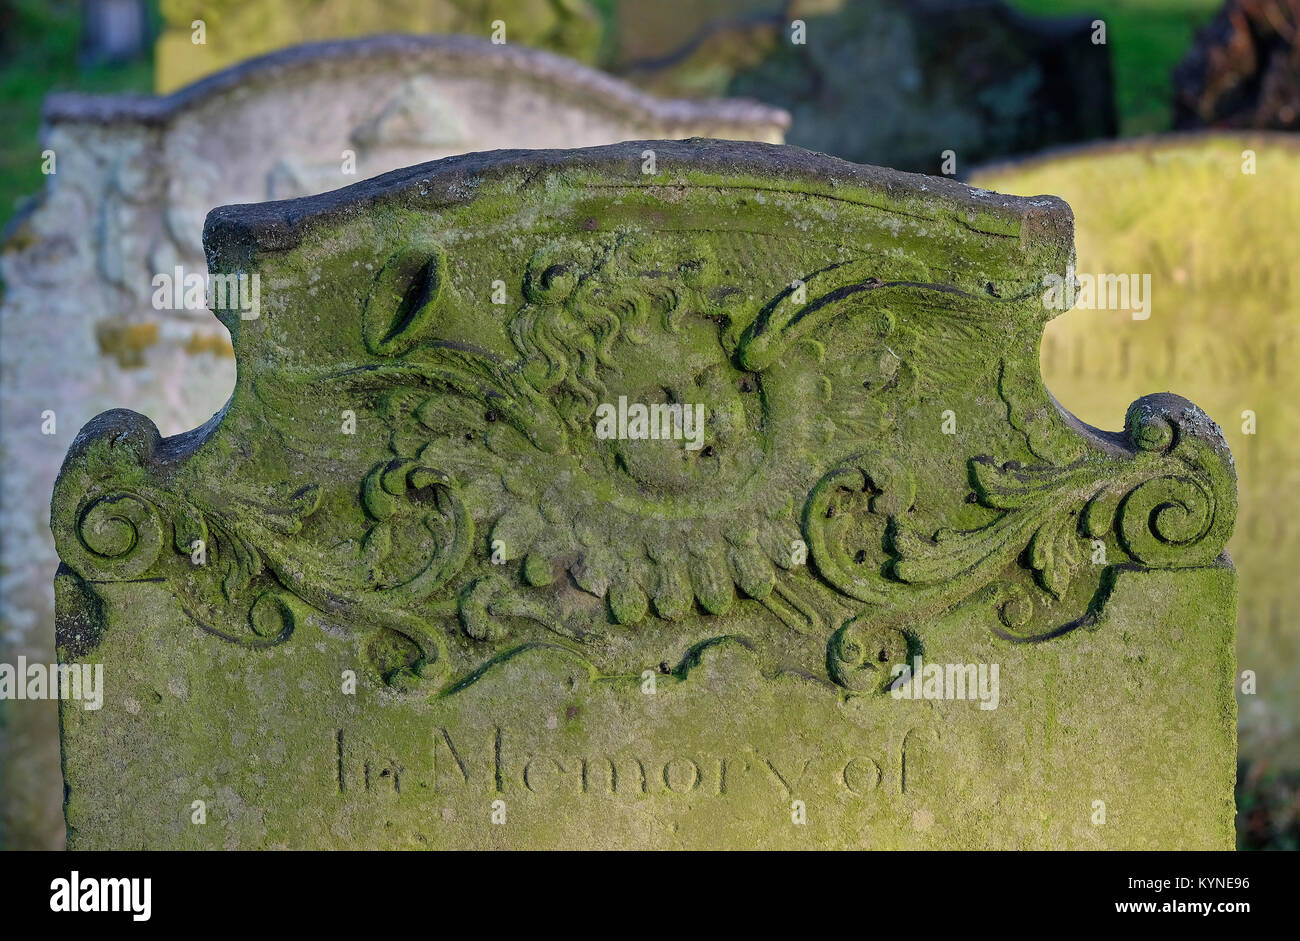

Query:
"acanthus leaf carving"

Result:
[[52, 155, 1238, 697]]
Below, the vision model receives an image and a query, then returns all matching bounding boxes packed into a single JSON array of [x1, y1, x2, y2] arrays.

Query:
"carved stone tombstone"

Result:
[[52, 141, 1237, 849], [0, 37, 786, 847]]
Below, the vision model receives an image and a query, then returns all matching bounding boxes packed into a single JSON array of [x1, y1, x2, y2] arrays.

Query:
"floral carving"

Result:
[[52, 208, 1238, 694]]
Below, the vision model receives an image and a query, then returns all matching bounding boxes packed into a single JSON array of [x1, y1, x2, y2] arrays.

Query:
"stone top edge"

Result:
[[41, 33, 792, 130], [202, 138, 1072, 264]]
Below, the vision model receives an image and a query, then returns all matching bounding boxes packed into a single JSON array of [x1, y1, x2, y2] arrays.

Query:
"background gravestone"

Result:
[[0, 35, 788, 850], [613, 0, 1117, 173], [52, 140, 1237, 849], [972, 134, 1299, 781], [155, 0, 605, 91]]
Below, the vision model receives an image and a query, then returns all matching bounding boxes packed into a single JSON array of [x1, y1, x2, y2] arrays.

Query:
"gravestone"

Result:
[[51, 140, 1237, 849], [613, 0, 1117, 173], [972, 134, 1300, 775], [0, 35, 787, 850], [155, 0, 604, 92]]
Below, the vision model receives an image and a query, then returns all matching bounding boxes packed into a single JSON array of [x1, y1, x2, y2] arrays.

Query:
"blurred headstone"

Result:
[[615, 0, 1116, 173], [154, 0, 605, 92], [728, 0, 1117, 173]]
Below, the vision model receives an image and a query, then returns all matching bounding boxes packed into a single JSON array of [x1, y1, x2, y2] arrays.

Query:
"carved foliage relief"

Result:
[[50, 153, 1237, 696]]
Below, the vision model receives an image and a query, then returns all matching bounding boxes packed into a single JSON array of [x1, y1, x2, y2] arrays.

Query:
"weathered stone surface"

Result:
[[52, 140, 1237, 849], [0, 35, 787, 849], [1173, 0, 1300, 130], [972, 133, 1300, 772], [155, 0, 605, 91], [616, 0, 1117, 172]]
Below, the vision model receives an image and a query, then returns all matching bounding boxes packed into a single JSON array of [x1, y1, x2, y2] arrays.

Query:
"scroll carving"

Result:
[[50, 142, 1237, 695]]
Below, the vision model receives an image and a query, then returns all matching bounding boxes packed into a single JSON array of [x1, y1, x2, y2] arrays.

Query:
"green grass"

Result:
[[1007, 0, 1221, 135], [0, 0, 155, 234]]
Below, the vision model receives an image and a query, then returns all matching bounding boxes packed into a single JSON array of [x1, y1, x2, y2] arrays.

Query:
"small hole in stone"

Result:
[[701, 445, 715, 458], [854, 550, 868, 564], [485, 410, 497, 422]]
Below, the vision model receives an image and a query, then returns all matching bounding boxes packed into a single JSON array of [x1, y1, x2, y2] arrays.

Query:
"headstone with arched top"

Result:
[[51, 140, 1236, 848]]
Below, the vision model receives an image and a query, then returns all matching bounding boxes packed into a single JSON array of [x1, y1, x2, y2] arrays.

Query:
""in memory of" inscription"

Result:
[[333, 725, 941, 800]]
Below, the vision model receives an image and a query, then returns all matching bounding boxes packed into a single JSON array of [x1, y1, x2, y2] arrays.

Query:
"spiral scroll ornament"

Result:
[[827, 616, 909, 692], [73, 491, 166, 580], [806, 393, 1237, 686], [1111, 399, 1235, 567]]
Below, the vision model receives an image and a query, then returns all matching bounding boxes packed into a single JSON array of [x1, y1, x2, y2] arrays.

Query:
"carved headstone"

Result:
[[52, 140, 1237, 849], [0, 35, 787, 849], [972, 134, 1300, 774]]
